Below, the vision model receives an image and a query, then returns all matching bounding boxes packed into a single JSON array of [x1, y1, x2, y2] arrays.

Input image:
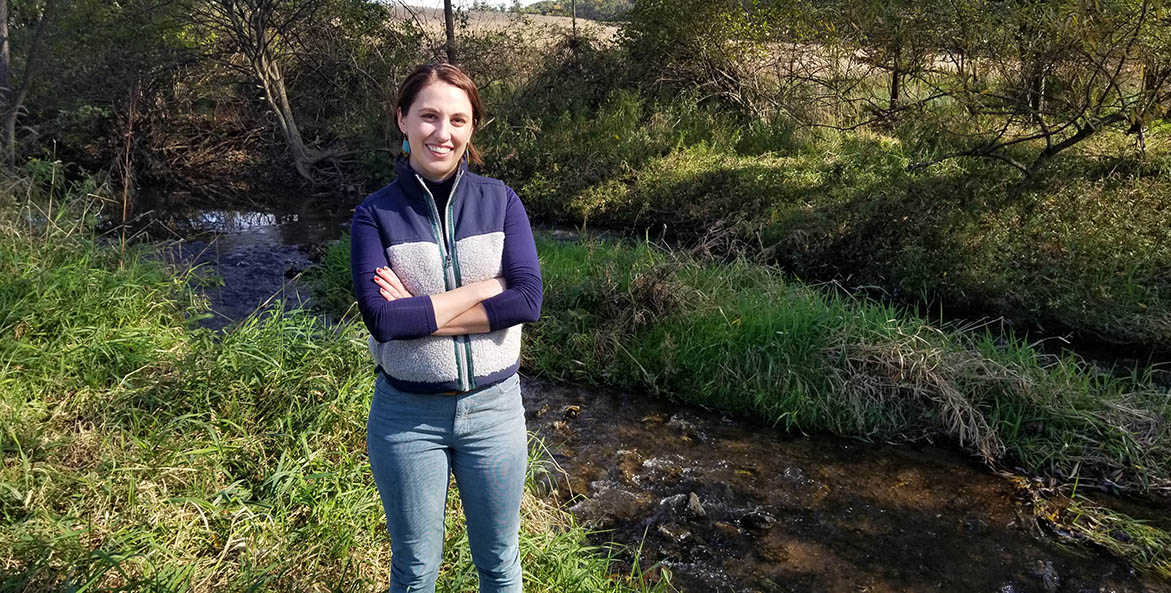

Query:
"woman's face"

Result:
[[397, 80, 474, 182]]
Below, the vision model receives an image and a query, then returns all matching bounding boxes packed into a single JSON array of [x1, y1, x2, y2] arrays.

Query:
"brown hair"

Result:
[[396, 63, 485, 166]]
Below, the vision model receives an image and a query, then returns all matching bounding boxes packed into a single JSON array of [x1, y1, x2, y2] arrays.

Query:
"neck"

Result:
[[409, 156, 459, 183]]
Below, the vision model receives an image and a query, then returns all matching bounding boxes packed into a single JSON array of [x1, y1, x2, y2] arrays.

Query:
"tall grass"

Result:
[[0, 167, 669, 593], [526, 236, 1171, 492], [311, 230, 1171, 575], [312, 232, 1171, 493], [478, 90, 1171, 349]]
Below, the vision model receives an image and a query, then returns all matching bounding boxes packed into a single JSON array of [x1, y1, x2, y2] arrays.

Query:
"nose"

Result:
[[432, 118, 451, 141]]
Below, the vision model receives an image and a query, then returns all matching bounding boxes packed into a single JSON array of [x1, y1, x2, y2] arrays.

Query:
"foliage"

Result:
[[13, 0, 1171, 348], [0, 166, 670, 593]]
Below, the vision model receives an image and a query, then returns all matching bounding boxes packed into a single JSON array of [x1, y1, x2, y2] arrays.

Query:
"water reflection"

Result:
[[132, 198, 353, 330], [192, 210, 282, 231]]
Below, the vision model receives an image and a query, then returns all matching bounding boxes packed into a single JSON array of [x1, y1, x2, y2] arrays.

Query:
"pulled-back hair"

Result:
[[396, 63, 485, 166]]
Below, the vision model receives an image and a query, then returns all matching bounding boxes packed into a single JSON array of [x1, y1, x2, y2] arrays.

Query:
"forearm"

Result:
[[432, 303, 493, 336], [480, 189, 543, 330], [429, 278, 505, 330], [352, 206, 438, 341]]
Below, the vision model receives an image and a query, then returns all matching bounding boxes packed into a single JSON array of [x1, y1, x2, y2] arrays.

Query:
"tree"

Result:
[[193, 0, 339, 181], [913, 0, 1171, 176], [619, 0, 776, 114], [0, 0, 56, 165]]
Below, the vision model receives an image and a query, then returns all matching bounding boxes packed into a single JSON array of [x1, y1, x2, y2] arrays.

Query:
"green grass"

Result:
[[0, 170, 670, 593], [312, 229, 1171, 576], [524, 236, 1171, 492], [478, 91, 1171, 349], [314, 231, 1171, 492]]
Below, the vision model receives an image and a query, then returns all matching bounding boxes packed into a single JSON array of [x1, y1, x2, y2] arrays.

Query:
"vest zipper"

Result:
[[417, 172, 471, 391], [444, 171, 477, 390]]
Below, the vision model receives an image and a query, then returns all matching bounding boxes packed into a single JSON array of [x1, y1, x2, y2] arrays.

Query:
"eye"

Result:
[[452, 117, 467, 126]]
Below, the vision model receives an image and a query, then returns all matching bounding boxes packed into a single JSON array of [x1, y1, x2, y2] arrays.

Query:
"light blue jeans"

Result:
[[367, 371, 527, 593]]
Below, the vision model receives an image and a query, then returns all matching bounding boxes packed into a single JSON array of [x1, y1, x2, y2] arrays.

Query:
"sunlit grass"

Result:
[[479, 90, 1171, 349], [0, 169, 669, 593]]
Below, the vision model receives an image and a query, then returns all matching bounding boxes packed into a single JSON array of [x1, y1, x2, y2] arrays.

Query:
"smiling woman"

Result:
[[348, 63, 543, 593], [397, 74, 482, 181]]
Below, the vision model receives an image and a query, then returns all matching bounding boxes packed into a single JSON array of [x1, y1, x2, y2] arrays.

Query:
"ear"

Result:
[[396, 108, 406, 135]]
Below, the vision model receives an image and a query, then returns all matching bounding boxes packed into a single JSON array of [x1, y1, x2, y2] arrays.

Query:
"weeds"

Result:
[[0, 172, 668, 592]]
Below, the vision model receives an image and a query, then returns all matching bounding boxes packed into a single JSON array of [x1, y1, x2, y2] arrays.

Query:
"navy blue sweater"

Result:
[[350, 158, 542, 393]]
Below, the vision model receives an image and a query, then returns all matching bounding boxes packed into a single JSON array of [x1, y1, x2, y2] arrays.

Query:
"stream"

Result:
[[130, 200, 1170, 593]]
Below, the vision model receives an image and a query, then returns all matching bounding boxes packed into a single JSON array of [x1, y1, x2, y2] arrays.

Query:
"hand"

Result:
[[374, 266, 413, 301]]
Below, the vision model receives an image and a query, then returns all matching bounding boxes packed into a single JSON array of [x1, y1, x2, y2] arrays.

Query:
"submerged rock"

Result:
[[740, 509, 776, 530], [657, 521, 695, 544], [686, 492, 707, 520], [1029, 560, 1061, 593]]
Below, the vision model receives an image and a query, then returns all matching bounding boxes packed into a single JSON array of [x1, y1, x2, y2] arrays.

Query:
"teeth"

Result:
[[427, 144, 451, 154]]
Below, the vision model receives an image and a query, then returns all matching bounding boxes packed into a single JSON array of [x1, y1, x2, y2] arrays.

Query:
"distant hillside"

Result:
[[521, 0, 632, 22], [392, 4, 619, 39]]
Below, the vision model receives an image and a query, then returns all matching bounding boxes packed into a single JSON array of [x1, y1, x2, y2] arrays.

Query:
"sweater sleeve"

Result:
[[350, 203, 438, 341], [480, 188, 543, 331]]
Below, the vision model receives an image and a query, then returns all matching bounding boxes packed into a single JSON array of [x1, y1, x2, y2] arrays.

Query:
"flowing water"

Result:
[[521, 378, 1168, 593], [139, 201, 1169, 593], [127, 196, 349, 329]]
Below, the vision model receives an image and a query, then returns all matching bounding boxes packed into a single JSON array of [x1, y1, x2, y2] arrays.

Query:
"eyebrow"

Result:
[[417, 106, 471, 119]]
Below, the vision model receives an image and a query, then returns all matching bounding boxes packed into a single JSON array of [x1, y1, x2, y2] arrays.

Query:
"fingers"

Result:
[[377, 266, 412, 296], [372, 266, 414, 299], [373, 274, 403, 299]]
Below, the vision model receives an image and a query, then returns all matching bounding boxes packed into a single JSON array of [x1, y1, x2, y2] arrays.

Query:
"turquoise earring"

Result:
[[401, 139, 410, 154]]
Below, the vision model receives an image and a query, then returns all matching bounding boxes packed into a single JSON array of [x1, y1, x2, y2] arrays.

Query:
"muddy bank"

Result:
[[521, 378, 1169, 593]]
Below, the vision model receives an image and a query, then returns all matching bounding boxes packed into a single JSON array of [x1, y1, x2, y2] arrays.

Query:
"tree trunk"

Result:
[[444, 0, 456, 63], [889, 42, 901, 111], [0, 0, 10, 110], [1026, 67, 1045, 122], [0, 0, 55, 166], [0, 0, 11, 164], [253, 49, 320, 180]]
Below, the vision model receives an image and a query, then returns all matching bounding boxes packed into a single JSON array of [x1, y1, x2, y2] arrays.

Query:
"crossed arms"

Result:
[[349, 189, 543, 342]]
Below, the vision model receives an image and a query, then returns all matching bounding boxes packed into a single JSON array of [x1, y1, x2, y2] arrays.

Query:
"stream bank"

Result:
[[522, 377, 1168, 593], [144, 202, 1170, 592]]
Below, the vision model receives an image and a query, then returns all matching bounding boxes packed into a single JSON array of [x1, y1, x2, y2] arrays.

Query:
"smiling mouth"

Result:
[[426, 144, 453, 155]]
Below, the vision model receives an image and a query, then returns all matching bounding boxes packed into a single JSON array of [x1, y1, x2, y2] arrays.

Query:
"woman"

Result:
[[350, 63, 543, 593]]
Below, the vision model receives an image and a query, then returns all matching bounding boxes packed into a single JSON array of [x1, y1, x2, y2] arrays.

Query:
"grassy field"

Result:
[[3, 160, 1169, 585], [0, 171, 669, 592]]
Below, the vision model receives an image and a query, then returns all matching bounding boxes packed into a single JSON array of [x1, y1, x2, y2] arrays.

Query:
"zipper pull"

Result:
[[445, 254, 452, 269]]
